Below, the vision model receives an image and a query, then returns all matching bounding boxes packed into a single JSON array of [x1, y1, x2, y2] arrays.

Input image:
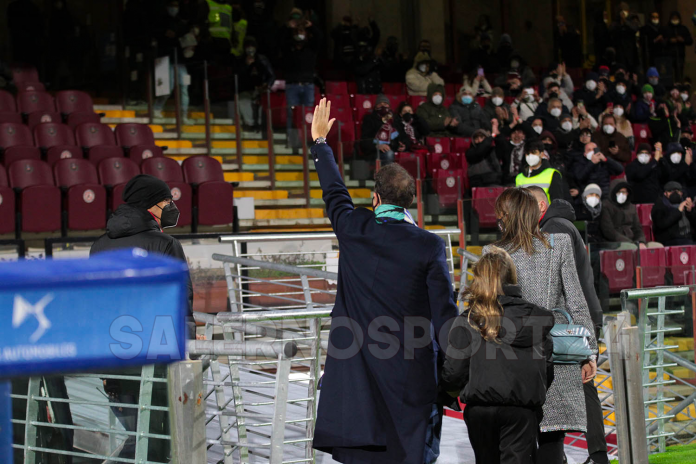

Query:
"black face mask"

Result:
[[402, 113, 413, 123], [377, 107, 391, 117], [158, 202, 180, 228], [669, 192, 683, 204]]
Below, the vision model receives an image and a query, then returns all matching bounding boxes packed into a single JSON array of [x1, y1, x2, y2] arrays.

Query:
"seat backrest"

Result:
[[34, 123, 76, 149], [383, 82, 405, 95], [0, 112, 23, 124], [11, 66, 39, 84], [330, 93, 352, 110], [17, 91, 55, 114], [636, 203, 653, 226], [88, 146, 123, 165], [129, 145, 164, 164], [426, 137, 451, 154], [600, 249, 636, 293], [452, 137, 472, 152], [67, 111, 101, 129], [386, 95, 405, 111], [325, 81, 348, 95], [97, 157, 140, 186], [665, 245, 696, 284], [76, 122, 116, 148], [114, 123, 156, 147], [428, 152, 463, 172], [638, 247, 666, 288], [472, 186, 506, 226], [434, 169, 464, 208], [0, 164, 7, 187], [27, 111, 62, 129], [395, 152, 426, 180], [46, 146, 83, 166], [17, 81, 46, 93], [141, 157, 184, 182], [408, 96, 427, 108], [54, 158, 99, 187], [56, 90, 94, 115], [4, 146, 41, 167], [8, 159, 55, 189], [0, 90, 16, 112], [0, 123, 34, 149], [182, 156, 225, 184], [633, 123, 651, 144]]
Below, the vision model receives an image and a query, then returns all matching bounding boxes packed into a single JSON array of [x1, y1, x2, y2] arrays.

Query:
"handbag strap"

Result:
[[551, 308, 573, 324]]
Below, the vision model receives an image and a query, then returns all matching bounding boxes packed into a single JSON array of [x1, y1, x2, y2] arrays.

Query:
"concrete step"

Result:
[[276, 179, 374, 188], [233, 190, 289, 200], [255, 208, 324, 220], [237, 180, 272, 188], [254, 198, 307, 207], [240, 218, 331, 228]]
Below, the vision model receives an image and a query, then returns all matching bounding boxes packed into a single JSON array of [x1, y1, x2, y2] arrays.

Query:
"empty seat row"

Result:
[[0, 89, 94, 115]]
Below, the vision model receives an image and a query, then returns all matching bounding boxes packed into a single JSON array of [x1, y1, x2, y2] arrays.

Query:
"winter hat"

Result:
[[500, 33, 512, 45], [560, 113, 572, 122], [583, 183, 602, 198], [642, 84, 654, 94], [122, 174, 172, 209], [598, 65, 610, 77], [666, 142, 684, 155], [375, 94, 389, 106], [647, 67, 660, 78], [664, 181, 683, 192], [586, 72, 599, 82], [637, 143, 652, 153]]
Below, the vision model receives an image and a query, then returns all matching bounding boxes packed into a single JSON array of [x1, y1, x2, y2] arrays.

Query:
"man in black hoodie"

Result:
[[600, 179, 647, 246], [652, 181, 696, 246], [626, 143, 661, 204], [528, 186, 609, 464]]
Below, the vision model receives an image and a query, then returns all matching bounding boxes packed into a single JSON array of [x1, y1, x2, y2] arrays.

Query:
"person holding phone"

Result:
[[513, 85, 540, 121], [594, 113, 631, 163]]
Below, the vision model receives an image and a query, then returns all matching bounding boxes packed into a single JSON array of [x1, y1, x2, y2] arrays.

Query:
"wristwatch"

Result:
[[314, 137, 327, 145], [588, 354, 597, 363]]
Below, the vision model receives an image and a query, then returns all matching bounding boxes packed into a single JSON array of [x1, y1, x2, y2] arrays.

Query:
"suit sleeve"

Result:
[[312, 143, 354, 237], [441, 315, 472, 392], [426, 237, 459, 348]]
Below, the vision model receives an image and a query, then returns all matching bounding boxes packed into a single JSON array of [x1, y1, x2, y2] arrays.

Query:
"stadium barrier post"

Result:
[[168, 360, 206, 463], [622, 326, 649, 463], [203, 61, 212, 156], [606, 315, 631, 463], [266, 88, 276, 188], [234, 74, 244, 168]]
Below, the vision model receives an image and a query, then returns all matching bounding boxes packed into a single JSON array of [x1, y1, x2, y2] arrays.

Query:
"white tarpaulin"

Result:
[[154, 56, 170, 97]]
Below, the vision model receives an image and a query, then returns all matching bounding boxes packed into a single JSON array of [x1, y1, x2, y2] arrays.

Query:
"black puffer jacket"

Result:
[[599, 179, 646, 244], [465, 136, 502, 187], [442, 285, 554, 408], [626, 158, 661, 204], [540, 199, 603, 332], [572, 154, 624, 199]]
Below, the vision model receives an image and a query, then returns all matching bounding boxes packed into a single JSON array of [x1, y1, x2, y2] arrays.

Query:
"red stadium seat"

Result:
[[53, 159, 107, 230], [600, 249, 635, 293], [325, 81, 349, 95], [347, 82, 357, 94], [76, 122, 116, 150], [328, 119, 356, 159], [0, 165, 16, 234], [433, 169, 465, 208], [182, 156, 234, 228], [665, 245, 696, 285], [97, 157, 141, 211], [445, 83, 457, 97], [114, 123, 156, 148], [46, 146, 83, 166], [331, 106, 354, 125], [3, 146, 41, 167], [0, 123, 34, 151], [408, 96, 427, 108], [17, 91, 55, 115], [395, 152, 426, 180], [11, 66, 39, 84], [472, 187, 505, 228], [55, 90, 94, 115], [88, 146, 123, 165], [292, 106, 315, 143], [8, 159, 61, 233], [17, 81, 46, 93], [329, 93, 352, 110], [426, 152, 463, 172], [476, 96, 487, 108], [444, 95, 455, 108], [452, 137, 472, 152], [383, 82, 405, 95], [633, 123, 652, 146], [426, 137, 451, 154], [260, 91, 287, 129], [66, 111, 101, 129], [354, 95, 377, 123], [34, 123, 76, 149], [637, 248, 666, 288], [386, 95, 406, 110], [0, 90, 17, 112], [27, 111, 62, 129], [141, 157, 192, 226], [636, 203, 653, 242], [0, 112, 22, 124], [129, 145, 164, 164]]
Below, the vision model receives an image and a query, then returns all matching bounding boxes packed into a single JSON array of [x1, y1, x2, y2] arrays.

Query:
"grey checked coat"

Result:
[[483, 234, 598, 433]]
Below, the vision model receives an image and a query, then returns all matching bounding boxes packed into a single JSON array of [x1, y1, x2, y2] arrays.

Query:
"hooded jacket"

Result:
[[594, 126, 632, 163], [652, 193, 696, 245], [416, 83, 451, 135], [658, 146, 692, 187], [599, 179, 646, 243], [465, 135, 502, 187], [572, 152, 624, 198], [664, 12, 693, 61], [449, 94, 491, 137], [441, 284, 554, 408], [405, 52, 445, 96], [540, 200, 603, 331], [626, 157, 661, 204]]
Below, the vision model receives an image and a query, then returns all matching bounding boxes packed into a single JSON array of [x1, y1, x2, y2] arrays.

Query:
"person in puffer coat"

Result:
[[449, 86, 492, 137], [466, 127, 502, 187], [416, 82, 457, 136], [599, 178, 647, 245]]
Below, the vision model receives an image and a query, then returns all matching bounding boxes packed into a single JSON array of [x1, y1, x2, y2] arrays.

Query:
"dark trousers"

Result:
[[584, 381, 609, 464], [464, 405, 541, 464], [537, 431, 565, 463]]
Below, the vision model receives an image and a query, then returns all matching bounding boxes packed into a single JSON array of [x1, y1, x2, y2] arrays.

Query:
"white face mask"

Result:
[[532, 125, 543, 134], [550, 108, 561, 117], [682, 93, 689, 101], [614, 107, 624, 117], [511, 60, 520, 68], [586, 80, 597, 91], [616, 85, 626, 95], [586, 195, 600, 208], [526, 154, 541, 167], [603, 124, 615, 134], [510, 140, 524, 146], [616, 192, 628, 204], [586, 150, 595, 160], [671, 153, 682, 164], [418, 64, 427, 73], [492, 97, 503, 106], [652, 19, 660, 25], [561, 121, 572, 132], [295, 34, 306, 41], [638, 153, 652, 164], [432, 95, 443, 105], [672, 19, 680, 25]]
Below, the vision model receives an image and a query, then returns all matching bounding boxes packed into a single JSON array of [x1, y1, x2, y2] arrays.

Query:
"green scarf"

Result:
[[374, 204, 415, 225]]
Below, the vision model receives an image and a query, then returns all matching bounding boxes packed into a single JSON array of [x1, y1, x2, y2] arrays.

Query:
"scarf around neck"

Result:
[[374, 204, 415, 225]]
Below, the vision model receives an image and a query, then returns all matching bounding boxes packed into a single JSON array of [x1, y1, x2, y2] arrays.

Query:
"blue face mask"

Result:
[[461, 96, 473, 105]]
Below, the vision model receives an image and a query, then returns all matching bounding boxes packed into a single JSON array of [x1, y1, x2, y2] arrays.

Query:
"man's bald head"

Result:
[[525, 185, 549, 217]]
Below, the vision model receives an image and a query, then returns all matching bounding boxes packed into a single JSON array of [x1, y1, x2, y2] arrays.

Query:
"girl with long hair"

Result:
[[442, 247, 555, 463], [485, 188, 598, 463]]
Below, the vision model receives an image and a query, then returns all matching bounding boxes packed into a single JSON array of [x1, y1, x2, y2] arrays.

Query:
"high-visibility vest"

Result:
[[207, 0, 232, 40], [515, 167, 559, 202]]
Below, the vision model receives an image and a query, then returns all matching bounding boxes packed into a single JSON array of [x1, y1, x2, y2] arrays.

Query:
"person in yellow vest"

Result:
[[206, 0, 232, 62], [229, 2, 247, 57], [515, 140, 565, 201]]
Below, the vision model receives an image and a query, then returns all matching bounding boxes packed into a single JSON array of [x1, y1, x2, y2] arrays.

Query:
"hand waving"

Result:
[[312, 98, 336, 140]]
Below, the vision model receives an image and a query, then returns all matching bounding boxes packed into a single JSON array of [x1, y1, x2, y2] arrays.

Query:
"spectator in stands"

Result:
[[572, 102, 599, 131], [495, 34, 515, 70], [539, 98, 565, 132], [442, 247, 554, 464], [553, 17, 583, 68], [331, 15, 358, 70], [470, 32, 498, 74], [659, 142, 691, 187], [497, 124, 527, 185], [245, 1, 277, 59], [360, 94, 398, 164], [548, 62, 576, 99], [354, 36, 383, 95], [626, 143, 662, 204], [573, 127, 594, 153], [494, 53, 536, 88], [237, 36, 275, 132], [680, 125, 695, 153], [600, 179, 647, 247], [406, 52, 445, 96], [483, 87, 511, 126], [530, 117, 545, 136], [608, 77, 632, 110], [574, 183, 605, 244], [502, 71, 524, 99], [515, 139, 565, 201], [540, 130, 558, 159], [644, 67, 667, 99], [632, 84, 656, 123], [513, 86, 540, 122], [610, 3, 639, 72], [466, 125, 502, 187], [667, 85, 696, 127], [574, 72, 607, 119], [416, 83, 456, 136], [543, 79, 574, 112], [553, 113, 577, 152], [449, 87, 492, 137], [393, 102, 429, 153], [665, 11, 693, 82], [641, 12, 666, 67], [652, 181, 696, 246], [462, 70, 493, 97], [611, 103, 634, 146], [381, 36, 408, 83], [594, 114, 631, 163], [573, 142, 624, 198], [649, 102, 681, 147]]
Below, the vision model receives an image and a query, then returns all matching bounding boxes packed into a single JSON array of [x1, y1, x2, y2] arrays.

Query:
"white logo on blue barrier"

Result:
[[12, 294, 54, 343]]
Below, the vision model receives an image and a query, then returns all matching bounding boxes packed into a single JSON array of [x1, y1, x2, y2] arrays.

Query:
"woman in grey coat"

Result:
[[482, 188, 598, 463]]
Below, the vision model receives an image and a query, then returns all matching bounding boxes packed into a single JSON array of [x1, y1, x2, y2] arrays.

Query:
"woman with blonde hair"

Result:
[[442, 247, 555, 463], [483, 188, 598, 463]]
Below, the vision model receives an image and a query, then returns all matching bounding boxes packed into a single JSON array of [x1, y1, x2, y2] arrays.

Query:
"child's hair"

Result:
[[464, 246, 518, 342]]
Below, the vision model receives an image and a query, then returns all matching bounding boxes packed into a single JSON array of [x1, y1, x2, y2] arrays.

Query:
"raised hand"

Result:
[[311, 98, 336, 140]]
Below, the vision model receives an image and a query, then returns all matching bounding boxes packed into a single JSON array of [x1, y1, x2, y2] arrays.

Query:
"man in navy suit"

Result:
[[310, 99, 458, 464]]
